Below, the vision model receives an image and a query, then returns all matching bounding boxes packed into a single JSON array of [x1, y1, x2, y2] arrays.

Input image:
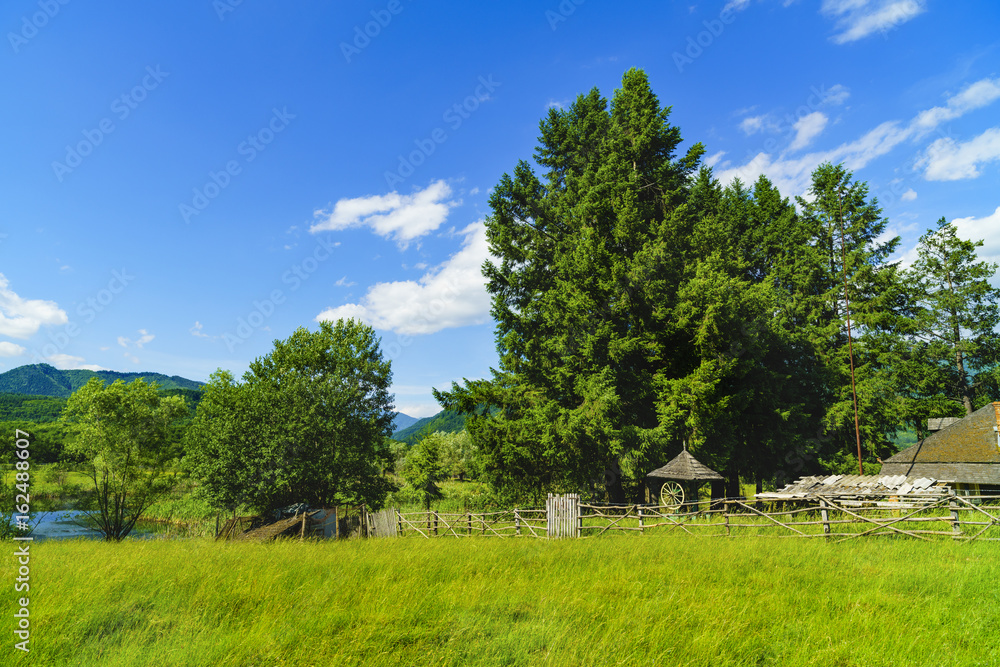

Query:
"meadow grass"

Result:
[[5, 534, 999, 666]]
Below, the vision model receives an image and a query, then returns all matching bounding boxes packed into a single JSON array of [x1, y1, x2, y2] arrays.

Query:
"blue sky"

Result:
[[1, 1, 998, 417]]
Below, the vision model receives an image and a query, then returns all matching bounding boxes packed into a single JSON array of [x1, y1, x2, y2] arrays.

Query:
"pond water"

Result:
[[25, 511, 195, 541]]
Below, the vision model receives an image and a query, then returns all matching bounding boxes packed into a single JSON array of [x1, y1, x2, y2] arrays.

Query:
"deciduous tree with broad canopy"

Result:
[[61, 378, 188, 541], [185, 319, 396, 513]]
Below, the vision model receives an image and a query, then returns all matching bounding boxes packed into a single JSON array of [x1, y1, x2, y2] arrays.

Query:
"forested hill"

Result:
[[0, 363, 204, 397], [392, 409, 466, 443]]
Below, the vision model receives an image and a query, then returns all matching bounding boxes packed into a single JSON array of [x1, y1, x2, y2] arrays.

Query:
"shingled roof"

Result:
[[646, 449, 724, 482], [880, 402, 1000, 485]]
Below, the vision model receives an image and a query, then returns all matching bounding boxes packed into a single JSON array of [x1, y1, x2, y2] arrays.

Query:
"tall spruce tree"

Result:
[[901, 218, 1000, 417], [437, 70, 801, 500], [795, 163, 905, 468]]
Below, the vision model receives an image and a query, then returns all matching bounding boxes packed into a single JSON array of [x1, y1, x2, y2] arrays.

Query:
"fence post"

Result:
[[467, 512, 472, 536], [724, 501, 730, 537], [434, 510, 439, 536], [820, 498, 830, 539], [638, 506, 644, 534], [545, 493, 556, 537], [215, 512, 220, 539], [515, 508, 521, 536], [575, 494, 581, 538], [949, 489, 961, 537]]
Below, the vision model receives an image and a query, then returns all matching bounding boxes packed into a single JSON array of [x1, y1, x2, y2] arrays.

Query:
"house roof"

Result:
[[646, 449, 724, 482], [880, 402, 1000, 485], [756, 474, 950, 501]]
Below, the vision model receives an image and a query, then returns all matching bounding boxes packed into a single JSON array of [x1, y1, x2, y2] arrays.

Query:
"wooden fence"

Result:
[[219, 493, 1000, 542], [388, 492, 1000, 542], [395, 507, 548, 538], [574, 494, 1000, 542]]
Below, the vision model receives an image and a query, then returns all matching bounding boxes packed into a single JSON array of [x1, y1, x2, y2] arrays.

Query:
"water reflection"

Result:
[[24, 511, 196, 541]]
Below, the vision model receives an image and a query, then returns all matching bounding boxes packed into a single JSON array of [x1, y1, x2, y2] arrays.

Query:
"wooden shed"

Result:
[[645, 448, 724, 507]]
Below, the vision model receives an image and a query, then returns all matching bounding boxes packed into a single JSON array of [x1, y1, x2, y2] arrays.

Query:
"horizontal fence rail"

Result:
[[386, 493, 1000, 543]]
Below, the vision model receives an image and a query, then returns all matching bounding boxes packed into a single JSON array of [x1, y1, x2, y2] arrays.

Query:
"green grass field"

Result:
[[4, 535, 998, 666]]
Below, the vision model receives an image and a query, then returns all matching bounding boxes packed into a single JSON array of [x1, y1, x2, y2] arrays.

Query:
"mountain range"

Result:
[[0, 363, 204, 398], [0, 364, 459, 437]]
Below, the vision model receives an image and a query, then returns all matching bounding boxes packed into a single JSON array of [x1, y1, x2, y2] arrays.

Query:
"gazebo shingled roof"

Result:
[[646, 449, 724, 482]]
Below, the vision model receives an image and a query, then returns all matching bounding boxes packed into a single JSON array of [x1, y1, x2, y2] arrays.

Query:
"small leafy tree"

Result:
[[401, 433, 446, 510], [61, 378, 188, 541], [186, 319, 396, 512], [437, 430, 481, 480]]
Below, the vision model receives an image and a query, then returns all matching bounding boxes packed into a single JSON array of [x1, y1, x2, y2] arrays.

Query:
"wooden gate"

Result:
[[366, 507, 399, 538], [546, 493, 580, 538]]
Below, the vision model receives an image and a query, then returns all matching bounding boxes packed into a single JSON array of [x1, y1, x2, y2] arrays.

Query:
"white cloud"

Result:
[[912, 79, 1000, 134], [46, 353, 104, 371], [0, 274, 68, 339], [822, 84, 851, 106], [118, 329, 155, 349], [718, 77, 1000, 197], [739, 116, 766, 135], [394, 402, 444, 419], [310, 180, 458, 246], [901, 188, 917, 201], [918, 127, 1000, 181], [334, 276, 356, 287], [190, 321, 213, 339], [704, 151, 727, 168], [0, 341, 26, 357], [823, 0, 925, 44], [952, 206, 1000, 272], [316, 222, 492, 335], [789, 112, 829, 151]]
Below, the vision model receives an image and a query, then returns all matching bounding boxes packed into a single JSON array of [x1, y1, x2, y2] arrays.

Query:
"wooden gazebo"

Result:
[[645, 447, 724, 507]]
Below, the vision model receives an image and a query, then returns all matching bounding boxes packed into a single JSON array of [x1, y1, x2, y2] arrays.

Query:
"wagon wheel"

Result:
[[659, 481, 684, 510]]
